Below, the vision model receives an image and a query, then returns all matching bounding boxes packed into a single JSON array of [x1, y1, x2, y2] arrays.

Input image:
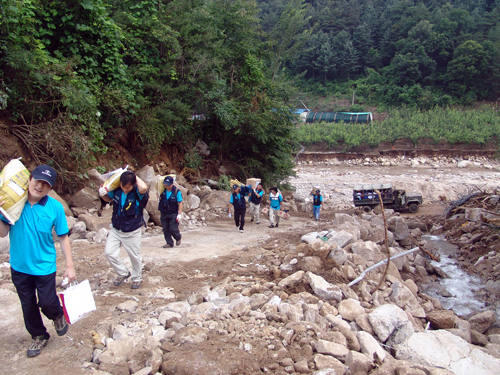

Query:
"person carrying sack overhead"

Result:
[[99, 171, 149, 290], [249, 182, 264, 224], [268, 187, 283, 228], [229, 184, 247, 233], [158, 176, 183, 248], [0, 165, 75, 358]]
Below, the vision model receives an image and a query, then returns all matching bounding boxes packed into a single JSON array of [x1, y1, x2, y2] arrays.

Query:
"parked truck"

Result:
[[353, 183, 423, 213]]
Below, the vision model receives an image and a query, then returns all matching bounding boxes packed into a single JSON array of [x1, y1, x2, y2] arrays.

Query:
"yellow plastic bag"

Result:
[[0, 158, 30, 225], [157, 174, 177, 197], [102, 165, 128, 193]]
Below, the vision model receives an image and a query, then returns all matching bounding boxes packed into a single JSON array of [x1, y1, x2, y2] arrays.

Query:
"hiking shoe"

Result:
[[131, 281, 142, 289], [256, 222, 260, 224], [163, 244, 173, 248], [27, 336, 48, 357], [250, 219, 254, 222], [239, 229, 244, 233], [176, 239, 181, 246], [54, 314, 68, 336], [114, 272, 131, 286], [275, 223, 279, 227], [269, 224, 274, 228]]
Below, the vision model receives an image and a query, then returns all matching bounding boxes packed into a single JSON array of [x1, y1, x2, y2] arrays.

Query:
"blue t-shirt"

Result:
[[1, 195, 69, 276], [166, 190, 183, 202], [229, 193, 242, 204], [108, 187, 146, 209], [269, 193, 283, 210], [312, 194, 323, 207]]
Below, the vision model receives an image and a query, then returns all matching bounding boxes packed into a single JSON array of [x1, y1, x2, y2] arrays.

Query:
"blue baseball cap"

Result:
[[164, 176, 174, 186], [32, 165, 57, 187]]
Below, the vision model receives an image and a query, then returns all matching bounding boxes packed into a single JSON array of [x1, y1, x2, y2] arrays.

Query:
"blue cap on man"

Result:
[[163, 176, 174, 186], [32, 165, 57, 187]]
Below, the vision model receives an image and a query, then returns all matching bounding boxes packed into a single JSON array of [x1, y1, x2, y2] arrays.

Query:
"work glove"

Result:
[[99, 186, 108, 197], [176, 214, 182, 222]]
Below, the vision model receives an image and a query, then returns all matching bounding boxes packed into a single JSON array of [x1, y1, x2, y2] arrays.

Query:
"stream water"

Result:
[[421, 235, 486, 318]]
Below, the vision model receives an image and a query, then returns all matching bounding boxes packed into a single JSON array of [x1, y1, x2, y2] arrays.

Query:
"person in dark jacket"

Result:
[[248, 182, 264, 224], [229, 184, 247, 233], [99, 171, 148, 289], [311, 188, 323, 221], [158, 176, 183, 248]]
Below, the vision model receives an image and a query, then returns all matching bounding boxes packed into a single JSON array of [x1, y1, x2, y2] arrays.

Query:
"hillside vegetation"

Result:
[[1, 0, 500, 189]]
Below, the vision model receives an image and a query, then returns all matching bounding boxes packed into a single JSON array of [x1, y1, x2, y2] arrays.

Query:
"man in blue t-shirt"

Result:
[[158, 176, 183, 248], [268, 187, 283, 228], [0, 164, 75, 358], [311, 188, 324, 221], [99, 171, 148, 290]]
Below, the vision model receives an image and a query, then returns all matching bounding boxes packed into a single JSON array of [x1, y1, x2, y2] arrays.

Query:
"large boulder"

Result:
[[468, 311, 497, 333], [306, 272, 343, 302], [68, 187, 101, 209], [48, 190, 73, 217], [389, 281, 426, 318], [369, 304, 414, 343], [395, 330, 500, 374], [326, 230, 355, 248], [388, 216, 410, 241], [136, 165, 156, 188]]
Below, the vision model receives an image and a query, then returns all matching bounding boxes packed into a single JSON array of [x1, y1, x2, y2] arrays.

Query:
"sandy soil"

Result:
[[0, 162, 497, 374]]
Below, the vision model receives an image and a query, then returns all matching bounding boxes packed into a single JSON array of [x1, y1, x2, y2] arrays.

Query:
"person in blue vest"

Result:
[[158, 176, 183, 248], [248, 182, 264, 224], [0, 165, 75, 357], [229, 184, 247, 233], [268, 187, 283, 228], [311, 188, 324, 221], [99, 171, 149, 290]]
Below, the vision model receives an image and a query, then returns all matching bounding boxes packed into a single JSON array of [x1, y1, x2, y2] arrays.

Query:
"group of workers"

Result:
[[0, 165, 325, 359]]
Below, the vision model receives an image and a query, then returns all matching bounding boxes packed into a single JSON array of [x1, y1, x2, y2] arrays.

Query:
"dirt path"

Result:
[[1, 162, 494, 373], [0, 213, 317, 374]]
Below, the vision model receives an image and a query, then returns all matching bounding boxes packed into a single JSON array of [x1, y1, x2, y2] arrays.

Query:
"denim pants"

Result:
[[313, 205, 321, 220]]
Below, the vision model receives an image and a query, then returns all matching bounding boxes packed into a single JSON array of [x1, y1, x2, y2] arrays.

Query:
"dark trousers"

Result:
[[234, 208, 246, 230], [161, 214, 182, 246], [11, 269, 63, 339]]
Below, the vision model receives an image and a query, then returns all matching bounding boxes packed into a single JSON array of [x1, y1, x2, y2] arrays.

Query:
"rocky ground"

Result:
[[0, 155, 500, 375]]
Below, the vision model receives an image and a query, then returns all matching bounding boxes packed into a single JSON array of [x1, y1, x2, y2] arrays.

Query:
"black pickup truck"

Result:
[[353, 183, 423, 213]]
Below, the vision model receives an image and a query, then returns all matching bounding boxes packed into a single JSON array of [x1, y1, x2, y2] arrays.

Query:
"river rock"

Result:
[[187, 194, 201, 210], [173, 326, 208, 344], [426, 310, 457, 329], [356, 331, 387, 362], [313, 354, 346, 374], [338, 298, 365, 321], [345, 350, 374, 374], [116, 300, 138, 313], [68, 187, 101, 209], [395, 330, 500, 374], [315, 339, 349, 359], [388, 216, 410, 241], [468, 310, 497, 333], [278, 271, 305, 288], [326, 229, 355, 248], [306, 272, 343, 302], [328, 246, 347, 265], [369, 304, 413, 343], [389, 281, 426, 318]]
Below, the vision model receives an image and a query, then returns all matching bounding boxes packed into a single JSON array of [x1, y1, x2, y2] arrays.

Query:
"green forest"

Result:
[[1, 0, 500, 187]]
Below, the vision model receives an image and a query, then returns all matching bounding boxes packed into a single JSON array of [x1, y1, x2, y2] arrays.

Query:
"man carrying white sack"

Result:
[[0, 165, 76, 358], [99, 170, 149, 290]]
